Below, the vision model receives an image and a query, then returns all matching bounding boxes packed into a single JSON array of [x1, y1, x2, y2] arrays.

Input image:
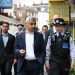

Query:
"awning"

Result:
[[0, 15, 20, 25]]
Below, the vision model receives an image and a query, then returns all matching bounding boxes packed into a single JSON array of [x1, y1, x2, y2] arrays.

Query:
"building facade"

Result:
[[14, 4, 38, 25], [48, 0, 69, 21], [48, 0, 75, 41]]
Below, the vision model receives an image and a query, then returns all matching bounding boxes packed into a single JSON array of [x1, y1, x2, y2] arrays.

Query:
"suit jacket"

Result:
[[45, 32, 49, 46], [0, 33, 15, 64], [15, 31, 45, 72]]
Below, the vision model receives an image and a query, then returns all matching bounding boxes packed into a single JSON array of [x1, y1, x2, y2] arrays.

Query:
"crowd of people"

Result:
[[0, 16, 75, 75]]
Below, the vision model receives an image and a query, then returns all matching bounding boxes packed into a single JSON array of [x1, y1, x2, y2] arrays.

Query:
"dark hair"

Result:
[[42, 25, 48, 29], [1, 21, 9, 26]]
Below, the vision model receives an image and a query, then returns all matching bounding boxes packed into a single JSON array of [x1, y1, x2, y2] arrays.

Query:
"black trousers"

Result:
[[40, 64, 44, 75], [0, 60, 12, 75], [48, 61, 70, 75], [17, 59, 42, 75], [14, 63, 17, 75]]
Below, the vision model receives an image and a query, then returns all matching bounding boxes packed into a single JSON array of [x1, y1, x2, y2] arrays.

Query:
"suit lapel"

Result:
[[0, 34, 4, 48], [21, 32, 26, 49], [34, 32, 37, 52], [6, 33, 11, 48]]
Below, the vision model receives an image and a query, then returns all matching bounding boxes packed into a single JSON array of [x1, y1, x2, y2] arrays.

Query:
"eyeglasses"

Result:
[[30, 23, 36, 25]]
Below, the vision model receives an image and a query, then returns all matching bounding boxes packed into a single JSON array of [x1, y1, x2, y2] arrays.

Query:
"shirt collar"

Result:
[[54, 31, 64, 36], [2, 32, 8, 37], [26, 29, 34, 34]]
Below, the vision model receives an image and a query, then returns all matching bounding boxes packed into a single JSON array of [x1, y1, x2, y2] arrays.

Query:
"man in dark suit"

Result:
[[41, 25, 49, 75], [0, 21, 15, 75], [42, 25, 49, 46], [14, 24, 25, 75], [15, 16, 45, 75], [16, 24, 25, 36]]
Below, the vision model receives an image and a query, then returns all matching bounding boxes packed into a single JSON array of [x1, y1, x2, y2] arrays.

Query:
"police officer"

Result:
[[45, 18, 74, 75]]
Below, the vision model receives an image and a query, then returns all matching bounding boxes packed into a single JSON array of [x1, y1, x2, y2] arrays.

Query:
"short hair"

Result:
[[42, 25, 48, 29], [25, 16, 36, 23], [1, 21, 9, 26]]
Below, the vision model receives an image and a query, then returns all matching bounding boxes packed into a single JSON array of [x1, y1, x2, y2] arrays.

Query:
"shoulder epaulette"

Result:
[[65, 32, 71, 37]]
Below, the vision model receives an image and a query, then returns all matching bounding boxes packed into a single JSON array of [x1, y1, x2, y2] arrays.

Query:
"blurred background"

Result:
[[0, 0, 75, 42]]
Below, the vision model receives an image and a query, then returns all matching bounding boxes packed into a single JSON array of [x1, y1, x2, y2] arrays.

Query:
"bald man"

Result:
[[15, 16, 45, 75]]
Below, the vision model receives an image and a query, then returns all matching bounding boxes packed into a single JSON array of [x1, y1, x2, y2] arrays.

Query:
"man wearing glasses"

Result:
[[15, 16, 45, 75]]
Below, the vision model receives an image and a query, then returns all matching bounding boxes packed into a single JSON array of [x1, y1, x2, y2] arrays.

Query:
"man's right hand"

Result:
[[13, 59, 17, 64], [45, 64, 50, 71], [19, 49, 26, 55]]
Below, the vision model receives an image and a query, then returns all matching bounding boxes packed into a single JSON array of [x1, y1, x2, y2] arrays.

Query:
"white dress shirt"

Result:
[[25, 30, 36, 60], [42, 32, 45, 40], [2, 33, 8, 47]]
